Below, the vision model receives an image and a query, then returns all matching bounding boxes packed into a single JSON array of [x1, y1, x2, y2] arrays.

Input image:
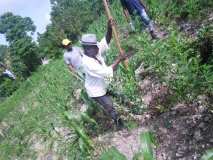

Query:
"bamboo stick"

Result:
[[102, 0, 128, 68]]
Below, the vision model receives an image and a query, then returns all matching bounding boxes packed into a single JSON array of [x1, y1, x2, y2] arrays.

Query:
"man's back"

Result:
[[63, 46, 83, 70]]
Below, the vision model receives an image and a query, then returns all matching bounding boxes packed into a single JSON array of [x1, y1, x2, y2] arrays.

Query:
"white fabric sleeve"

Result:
[[85, 62, 113, 79], [64, 55, 70, 65], [98, 37, 109, 55], [79, 48, 84, 56]]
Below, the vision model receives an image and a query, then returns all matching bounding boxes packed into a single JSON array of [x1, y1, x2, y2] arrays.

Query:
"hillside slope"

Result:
[[0, 0, 212, 160], [0, 60, 88, 159]]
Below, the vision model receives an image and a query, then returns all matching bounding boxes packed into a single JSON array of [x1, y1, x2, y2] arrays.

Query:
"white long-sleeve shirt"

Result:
[[82, 37, 113, 97], [63, 46, 83, 71]]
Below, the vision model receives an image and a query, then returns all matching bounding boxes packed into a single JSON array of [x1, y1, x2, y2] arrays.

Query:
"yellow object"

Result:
[[62, 39, 71, 46]]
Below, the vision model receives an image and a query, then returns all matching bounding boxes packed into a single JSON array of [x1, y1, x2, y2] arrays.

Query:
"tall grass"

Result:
[[0, 60, 92, 159], [0, 0, 212, 159], [87, 0, 213, 101]]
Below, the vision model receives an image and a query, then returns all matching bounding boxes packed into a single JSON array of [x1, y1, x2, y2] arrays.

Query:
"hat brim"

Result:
[[80, 40, 97, 46]]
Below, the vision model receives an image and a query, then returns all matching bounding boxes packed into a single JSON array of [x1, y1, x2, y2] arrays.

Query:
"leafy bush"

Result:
[[201, 149, 213, 160]]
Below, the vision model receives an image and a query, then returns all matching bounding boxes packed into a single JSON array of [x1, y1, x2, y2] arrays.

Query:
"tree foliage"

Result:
[[37, 0, 105, 59], [0, 45, 7, 62], [50, 0, 100, 39], [37, 25, 65, 59], [0, 12, 40, 97], [0, 12, 40, 76], [0, 12, 35, 42]]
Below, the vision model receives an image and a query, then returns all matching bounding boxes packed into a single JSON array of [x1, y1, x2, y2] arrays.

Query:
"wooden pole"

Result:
[[102, 0, 128, 68]]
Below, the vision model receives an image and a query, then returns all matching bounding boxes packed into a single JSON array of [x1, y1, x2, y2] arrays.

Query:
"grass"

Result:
[[0, 60, 88, 159], [100, 147, 127, 160], [86, 1, 213, 108], [0, 0, 212, 159]]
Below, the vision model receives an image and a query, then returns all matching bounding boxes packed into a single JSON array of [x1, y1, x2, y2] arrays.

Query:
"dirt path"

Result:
[[93, 127, 149, 160], [93, 101, 212, 160]]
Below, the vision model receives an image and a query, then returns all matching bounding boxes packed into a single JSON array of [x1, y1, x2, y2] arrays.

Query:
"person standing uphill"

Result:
[[120, 0, 165, 39], [80, 20, 127, 127]]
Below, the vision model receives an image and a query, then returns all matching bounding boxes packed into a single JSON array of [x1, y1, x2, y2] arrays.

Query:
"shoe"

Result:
[[150, 30, 158, 39], [115, 118, 124, 129], [150, 30, 167, 39]]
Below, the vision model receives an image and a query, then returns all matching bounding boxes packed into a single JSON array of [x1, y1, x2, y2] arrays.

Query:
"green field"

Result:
[[0, 0, 212, 159]]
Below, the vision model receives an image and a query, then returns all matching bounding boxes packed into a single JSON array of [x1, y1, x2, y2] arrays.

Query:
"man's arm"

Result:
[[111, 57, 122, 71], [84, 54, 128, 79], [105, 19, 113, 44], [67, 64, 83, 81], [111, 54, 128, 71], [98, 20, 113, 55], [64, 55, 76, 73], [68, 64, 75, 73]]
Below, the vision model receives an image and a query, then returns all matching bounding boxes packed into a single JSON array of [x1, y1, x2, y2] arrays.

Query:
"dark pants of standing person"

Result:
[[92, 95, 118, 122], [124, 0, 154, 31]]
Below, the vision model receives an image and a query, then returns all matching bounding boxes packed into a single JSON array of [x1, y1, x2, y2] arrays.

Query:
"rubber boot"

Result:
[[113, 115, 124, 129], [150, 30, 158, 39]]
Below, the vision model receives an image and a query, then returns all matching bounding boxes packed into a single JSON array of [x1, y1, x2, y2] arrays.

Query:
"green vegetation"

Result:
[[0, 45, 7, 62], [99, 132, 156, 160], [0, 60, 91, 159], [0, 0, 104, 97], [0, 12, 41, 96], [201, 149, 213, 160], [100, 147, 127, 160], [87, 0, 213, 103], [0, 0, 212, 159], [136, 132, 156, 160]]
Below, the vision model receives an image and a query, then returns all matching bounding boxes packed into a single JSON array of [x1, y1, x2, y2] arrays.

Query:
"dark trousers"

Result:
[[92, 95, 118, 121], [125, 0, 151, 25]]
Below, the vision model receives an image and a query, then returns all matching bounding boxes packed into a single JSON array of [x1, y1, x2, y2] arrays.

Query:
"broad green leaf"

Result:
[[100, 147, 127, 160]]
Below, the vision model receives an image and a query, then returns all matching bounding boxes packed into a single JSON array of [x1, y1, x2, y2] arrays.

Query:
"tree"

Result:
[[37, 0, 105, 59], [0, 12, 40, 78], [0, 45, 7, 62], [38, 25, 65, 59], [0, 12, 36, 42], [50, 0, 103, 41], [0, 13, 41, 97]]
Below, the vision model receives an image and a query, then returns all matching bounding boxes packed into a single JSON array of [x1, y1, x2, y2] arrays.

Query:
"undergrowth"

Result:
[[0, 0, 212, 159]]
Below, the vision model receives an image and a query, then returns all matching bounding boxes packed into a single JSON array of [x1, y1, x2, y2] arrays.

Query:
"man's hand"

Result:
[[117, 53, 128, 61], [108, 18, 116, 29], [111, 52, 130, 71], [68, 64, 75, 73], [118, 49, 135, 61]]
